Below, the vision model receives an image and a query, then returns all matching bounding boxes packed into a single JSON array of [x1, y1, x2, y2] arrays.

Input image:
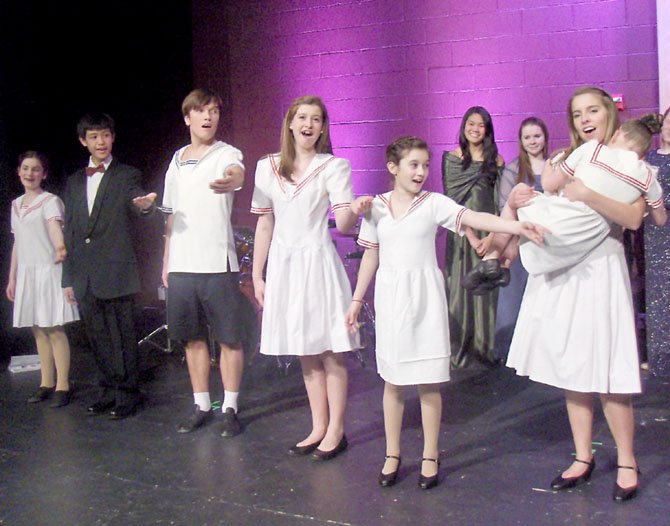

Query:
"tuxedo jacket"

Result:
[[62, 159, 146, 300]]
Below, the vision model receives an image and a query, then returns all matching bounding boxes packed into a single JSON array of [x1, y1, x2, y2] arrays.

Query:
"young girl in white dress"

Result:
[[251, 96, 372, 460], [6, 152, 79, 407], [504, 87, 657, 502], [345, 137, 546, 489]]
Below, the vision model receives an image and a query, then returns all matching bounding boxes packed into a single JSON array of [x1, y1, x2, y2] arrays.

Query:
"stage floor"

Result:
[[1, 344, 668, 526]]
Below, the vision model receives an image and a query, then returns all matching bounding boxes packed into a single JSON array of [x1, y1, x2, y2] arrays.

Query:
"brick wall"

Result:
[[192, 0, 659, 224]]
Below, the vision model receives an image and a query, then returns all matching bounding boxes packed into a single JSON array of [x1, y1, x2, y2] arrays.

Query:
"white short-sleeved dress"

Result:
[[507, 228, 641, 394], [358, 191, 466, 385], [11, 192, 80, 328], [251, 153, 359, 356]]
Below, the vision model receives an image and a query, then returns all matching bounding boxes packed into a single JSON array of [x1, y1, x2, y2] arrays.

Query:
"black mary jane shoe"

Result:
[[27, 386, 55, 403], [550, 458, 595, 490], [312, 435, 348, 461], [418, 458, 440, 490], [288, 440, 322, 456], [613, 464, 640, 502], [462, 259, 502, 291], [378, 455, 401, 487], [50, 390, 72, 408]]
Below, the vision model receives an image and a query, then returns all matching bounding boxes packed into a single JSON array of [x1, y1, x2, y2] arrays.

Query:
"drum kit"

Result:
[[139, 220, 376, 372]]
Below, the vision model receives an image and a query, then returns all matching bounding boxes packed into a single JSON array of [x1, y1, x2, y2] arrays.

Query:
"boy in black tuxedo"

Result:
[[62, 112, 156, 419]]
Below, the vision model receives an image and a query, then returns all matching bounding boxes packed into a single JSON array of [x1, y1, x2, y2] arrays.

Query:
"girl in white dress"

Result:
[[506, 87, 655, 502], [6, 152, 79, 407], [345, 137, 545, 489], [251, 96, 372, 460]]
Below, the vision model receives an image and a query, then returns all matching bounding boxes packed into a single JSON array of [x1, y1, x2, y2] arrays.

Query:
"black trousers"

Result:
[[80, 290, 139, 405]]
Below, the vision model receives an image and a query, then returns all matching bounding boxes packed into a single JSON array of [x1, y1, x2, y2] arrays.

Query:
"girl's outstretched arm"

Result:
[[6, 242, 17, 302], [345, 248, 379, 333], [252, 213, 275, 307], [47, 219, 67, 263], [334, 195, 374, 233], [460, 209, 548, 246]]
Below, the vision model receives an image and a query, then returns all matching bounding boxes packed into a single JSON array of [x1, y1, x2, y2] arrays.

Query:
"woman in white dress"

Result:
[[6, 152, 79, 407], [251, 96, 372, 460], [345, 136, 545, 489], [506, 87, 649, 502]]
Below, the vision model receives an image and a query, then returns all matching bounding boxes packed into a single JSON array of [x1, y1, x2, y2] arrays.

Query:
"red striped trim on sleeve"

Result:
[[646, 196, 664, 209], [250, 206, 273, 215], [47, 216, 63, 223], [560, 160, 574, 177], [357, 237, 379, 249], [455, 207, 467, 233], [331, 202, 350, 212]]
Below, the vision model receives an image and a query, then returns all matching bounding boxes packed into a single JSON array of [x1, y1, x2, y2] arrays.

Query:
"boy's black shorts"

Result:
[[167, 272, 244, 346]]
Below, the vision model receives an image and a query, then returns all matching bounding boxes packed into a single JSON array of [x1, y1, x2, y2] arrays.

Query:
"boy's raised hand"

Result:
[[210, 165, 244, 193], [132, 192, 157, 210], [518, 222, 549, 246], [350, 195, 374, 215]]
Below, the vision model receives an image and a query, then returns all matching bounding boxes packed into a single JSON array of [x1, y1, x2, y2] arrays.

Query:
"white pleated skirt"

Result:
[[507, 235, 640, 394]]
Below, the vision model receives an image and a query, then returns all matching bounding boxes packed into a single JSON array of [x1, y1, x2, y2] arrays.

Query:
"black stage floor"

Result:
[[1, 341, 669, 526]]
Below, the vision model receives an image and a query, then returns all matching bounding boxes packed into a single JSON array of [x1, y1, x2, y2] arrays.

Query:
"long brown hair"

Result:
[[279, 95, 333, 180], [516, 117, 548, 186]]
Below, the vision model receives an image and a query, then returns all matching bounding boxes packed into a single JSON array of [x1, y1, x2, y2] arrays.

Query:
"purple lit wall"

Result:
[[192, 0, 658, 225]]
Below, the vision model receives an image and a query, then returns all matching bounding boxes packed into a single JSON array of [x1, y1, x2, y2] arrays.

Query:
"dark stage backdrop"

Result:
[[0, 1, 195, 362]]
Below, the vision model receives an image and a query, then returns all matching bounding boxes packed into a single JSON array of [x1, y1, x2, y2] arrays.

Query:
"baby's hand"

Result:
[[350, 195, 374, 215], [518, 222, 549, 246], [54, 245, 67, 263]]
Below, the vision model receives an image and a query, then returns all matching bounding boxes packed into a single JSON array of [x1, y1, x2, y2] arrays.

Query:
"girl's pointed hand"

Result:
[[518, 222, 549, 246]]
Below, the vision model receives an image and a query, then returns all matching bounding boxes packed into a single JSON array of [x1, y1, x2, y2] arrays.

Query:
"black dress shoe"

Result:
[[613, 464, 640, 502], [87, 399, 115, 414], [378, 455, 401, 487], [221, 407, 242, 437], [109, 402, 139, 420], [177, 405, 214, 433], [462, 260, 502, 291], [550, 458, 595, 490], [50, 390, 72, 408], [289, 440, 322, 456], [418, 458, 439, 490], [27, 386, 55, 403], [312, 435, 348, 461]]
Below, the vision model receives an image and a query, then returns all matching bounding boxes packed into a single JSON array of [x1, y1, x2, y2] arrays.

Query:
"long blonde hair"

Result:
[[565, 86, 619, 155], [279, 96, 333, 180]]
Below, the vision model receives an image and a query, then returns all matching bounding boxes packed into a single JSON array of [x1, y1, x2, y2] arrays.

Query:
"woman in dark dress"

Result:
[[442, 106, 504, 367], [644, 107, 670, 376]]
